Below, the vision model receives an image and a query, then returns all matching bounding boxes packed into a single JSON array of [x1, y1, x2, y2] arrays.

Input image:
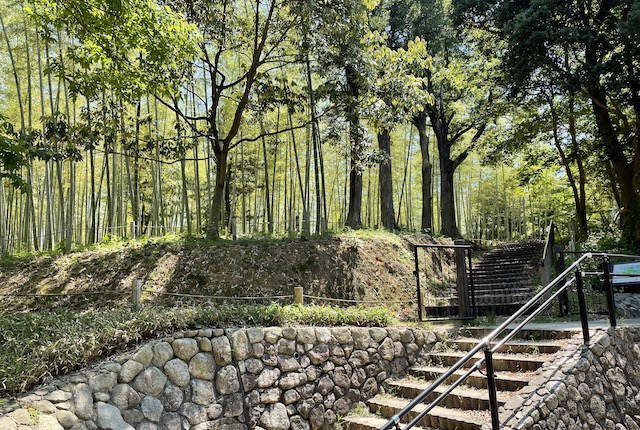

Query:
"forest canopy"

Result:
[[0, 0, 638, 254]]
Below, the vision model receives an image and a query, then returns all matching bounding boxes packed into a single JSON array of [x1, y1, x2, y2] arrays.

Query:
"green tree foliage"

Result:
[[0, 116, 26, 189], [306, 0, 376, 229], [162, 0, 305, 238], [29, 0, 200, 100], [455, 0, 640, 245], [362, 31, 432, 229], [385, 0, 497, 237], [2, 0, 629, 254]]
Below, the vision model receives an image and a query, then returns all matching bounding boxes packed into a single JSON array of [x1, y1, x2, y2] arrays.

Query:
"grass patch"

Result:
[[0, 304, 394, 397]]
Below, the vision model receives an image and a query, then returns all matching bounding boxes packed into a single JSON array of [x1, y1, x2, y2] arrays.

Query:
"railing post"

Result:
[[602, 258, 617, 327], [484, 348, 500, 430], [575, 270, 590, 344], [467, 248, 476, 317], [556, 249, 569, 315], [294, 287, 304, 305], [414, 245, 424, 321], [454, 240, 470, 318]]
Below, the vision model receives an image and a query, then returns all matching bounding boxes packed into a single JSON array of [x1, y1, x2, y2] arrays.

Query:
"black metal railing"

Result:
[[413, 243, 475, 321], [382, 251, 640, 430]]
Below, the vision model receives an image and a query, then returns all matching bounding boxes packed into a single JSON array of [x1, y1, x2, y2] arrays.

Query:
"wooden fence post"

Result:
[[132, 279, 142, 310], [294, 287, 304, 305]]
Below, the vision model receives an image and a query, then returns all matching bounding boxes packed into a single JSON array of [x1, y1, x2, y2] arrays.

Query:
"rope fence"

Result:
[[0, 291, 120, 297], [3, 282, 415, 309], [143, 289, 293, 301], [303, 294, 414, 305]]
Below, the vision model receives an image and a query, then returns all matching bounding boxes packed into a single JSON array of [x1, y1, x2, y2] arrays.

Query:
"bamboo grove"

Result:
[[0, 0, 638, 254]]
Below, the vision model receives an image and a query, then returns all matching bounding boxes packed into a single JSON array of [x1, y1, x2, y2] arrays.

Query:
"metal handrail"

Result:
[[380, 251, 640, 430]]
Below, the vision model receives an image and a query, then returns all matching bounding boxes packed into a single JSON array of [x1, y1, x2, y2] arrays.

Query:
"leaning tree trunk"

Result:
[[377, 129, 397, 230], [590, 94, 640, 242]]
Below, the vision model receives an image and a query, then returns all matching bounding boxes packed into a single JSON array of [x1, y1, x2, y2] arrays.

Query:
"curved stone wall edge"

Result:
[[0, 326, 448, 430], [499, 327, 640, 430]]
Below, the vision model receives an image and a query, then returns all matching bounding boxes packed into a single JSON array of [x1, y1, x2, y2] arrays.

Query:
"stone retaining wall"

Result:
[[500, 327, 640, 430], [0, 326, 445, 430]]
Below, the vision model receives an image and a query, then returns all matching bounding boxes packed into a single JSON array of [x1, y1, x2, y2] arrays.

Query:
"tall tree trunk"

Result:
[[303, 125, 311, 235], [413, 113, 433, 233], [590, 85, 640, 240], [132, 99, 141, 237], [288, 109, 307, 233], [312, 125, 322, 234], [430, 107, 463, 238], [396, 127, 412, 227], [193, 142, 202, 232], [2, 10, 39, 251], [585, 35, 640, 242], [180, 156, 192, 235], [378, 129, 397, 230], [261, 127, 273, 234], [305, 54, 327, 232], [36, 25, 53, 248], [0, 180, 6, 255], [439, 156, 460, 238], [345, 65, 363, 229], [209, 147, 228, 238], [65, 159, 75, 253], [88, 105, 97, 244], [549, 96, 589, 242]]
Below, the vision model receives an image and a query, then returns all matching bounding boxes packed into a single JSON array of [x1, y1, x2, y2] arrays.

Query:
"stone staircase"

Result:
[[343, 325, 579, 430], [472, 241, 545, 316]]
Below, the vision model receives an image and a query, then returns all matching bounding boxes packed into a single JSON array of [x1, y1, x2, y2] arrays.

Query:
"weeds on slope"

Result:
[[0, 304, 393, 397]]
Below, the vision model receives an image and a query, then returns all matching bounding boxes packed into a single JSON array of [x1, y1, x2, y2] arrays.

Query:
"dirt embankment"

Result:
[[0, 233, 453, 314]]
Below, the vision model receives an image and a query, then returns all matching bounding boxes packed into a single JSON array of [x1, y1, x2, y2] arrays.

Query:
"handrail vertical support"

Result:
[[414, 245, 423, 322], [556, 249, 569, 315], [602, 258, 617, 327], [454, 239, 470, 318], [575, 270, 590, 344], [467, 247, 476, 317], [484, 348, 500, 430]]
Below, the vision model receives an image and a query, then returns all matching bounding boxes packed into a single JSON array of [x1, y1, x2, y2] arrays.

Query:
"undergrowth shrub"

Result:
[[0, 304, 393, 397]]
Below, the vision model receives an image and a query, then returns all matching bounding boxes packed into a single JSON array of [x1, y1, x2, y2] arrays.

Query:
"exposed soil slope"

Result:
[[0, 233, 451, 314]]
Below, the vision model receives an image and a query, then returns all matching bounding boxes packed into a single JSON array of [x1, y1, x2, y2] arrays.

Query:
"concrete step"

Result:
[[367, 395, 489, 430], [461, 327, 579, 340], [475, 253, 541, 260], [473, 284, 534, 291], [422, 303, 536, 318], [410, 365, 530, 392], [473, 260, 539, 269], [451, 338, 565, 354], [474, 294, 533, 305], [425, 350, 547, 372], [472, 273, 536, 280], [474, 291, 534, 300], [472, 273, 537, 281], [343, 414, 428, 430], [386, 378, 511, 411]]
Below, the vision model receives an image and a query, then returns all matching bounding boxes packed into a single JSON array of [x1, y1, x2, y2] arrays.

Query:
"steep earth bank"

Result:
[[0, 233, 449, 314]]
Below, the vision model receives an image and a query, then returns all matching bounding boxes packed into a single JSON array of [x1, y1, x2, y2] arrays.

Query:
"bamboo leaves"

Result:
[[29, 0, 201, 101], [0, 116, 27, 189]]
